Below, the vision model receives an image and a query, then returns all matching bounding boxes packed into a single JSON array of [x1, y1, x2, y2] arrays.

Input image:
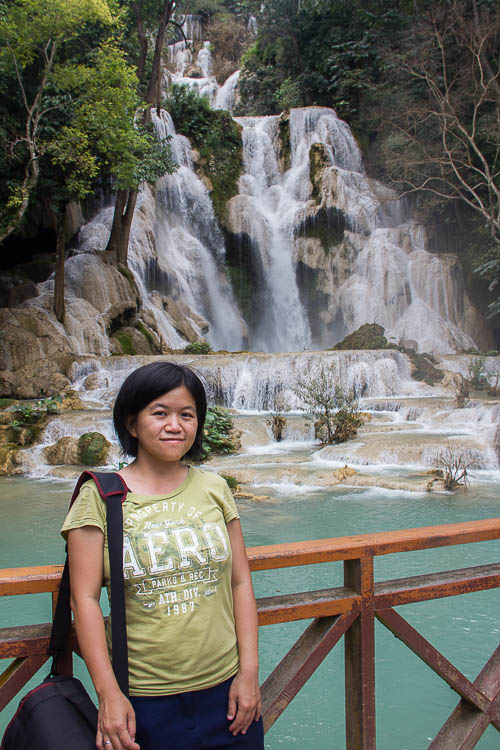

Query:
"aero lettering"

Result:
[[123, 525, 229, 578]]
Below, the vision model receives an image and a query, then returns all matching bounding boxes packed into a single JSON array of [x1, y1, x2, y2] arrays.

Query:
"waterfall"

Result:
[[224, 107, 481, 354], [144, 111, 245, 350], [69, 350, 429, 411], [230, 115, 312, 351], [214, 70, 240, 114]]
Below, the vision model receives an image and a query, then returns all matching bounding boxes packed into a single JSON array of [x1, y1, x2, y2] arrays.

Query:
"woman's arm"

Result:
[[67, 526, 139, 750], [226, 519, 262, 735]]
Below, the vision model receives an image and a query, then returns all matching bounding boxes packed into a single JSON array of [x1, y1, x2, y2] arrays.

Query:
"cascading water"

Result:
[[143, 111, 245, 350], [230, 115, 312, 351], [226, 107, 481, 354]]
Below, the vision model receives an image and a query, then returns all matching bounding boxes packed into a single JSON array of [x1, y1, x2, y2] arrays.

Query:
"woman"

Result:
[[62, 362, 263, 750]]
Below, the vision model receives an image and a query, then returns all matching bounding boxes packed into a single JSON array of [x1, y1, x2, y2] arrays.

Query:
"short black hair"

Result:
[[113, 361, 207, 460]]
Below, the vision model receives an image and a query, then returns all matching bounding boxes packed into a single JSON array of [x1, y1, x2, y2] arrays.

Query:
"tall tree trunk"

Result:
[[106, 189, 138, 265], [54, 210, 65, 323], [146, 0, 175, 108], [107, 0, 174, 264]]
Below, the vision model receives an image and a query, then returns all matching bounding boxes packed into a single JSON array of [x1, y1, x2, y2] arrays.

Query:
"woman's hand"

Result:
[[96, 688, 140, 750], [227, 669, 262, 735]]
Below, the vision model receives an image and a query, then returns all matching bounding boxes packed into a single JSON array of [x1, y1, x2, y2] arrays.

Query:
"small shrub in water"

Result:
[[184, 341, 213, 355]]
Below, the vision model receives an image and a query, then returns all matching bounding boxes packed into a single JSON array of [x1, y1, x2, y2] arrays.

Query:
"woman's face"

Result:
[[127, 385, 198, 465]]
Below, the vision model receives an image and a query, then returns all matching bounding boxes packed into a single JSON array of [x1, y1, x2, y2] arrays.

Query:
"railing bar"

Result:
[[261, 608, 359, 733], [374, 564, 500, 608], [376, 609, 493, 714], [248, 519, 500, 570], [0, 654, 48, 712]]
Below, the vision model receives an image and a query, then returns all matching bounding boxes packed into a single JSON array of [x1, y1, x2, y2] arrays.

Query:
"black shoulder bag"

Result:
[[1, 471, 129, 750]]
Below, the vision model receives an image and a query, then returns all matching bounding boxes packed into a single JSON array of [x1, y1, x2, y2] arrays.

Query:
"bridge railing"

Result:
[[2, 518, 500, 749]]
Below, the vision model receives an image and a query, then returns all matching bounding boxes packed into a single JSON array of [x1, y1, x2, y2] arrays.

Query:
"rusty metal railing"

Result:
[[2, 518, 500, 748]]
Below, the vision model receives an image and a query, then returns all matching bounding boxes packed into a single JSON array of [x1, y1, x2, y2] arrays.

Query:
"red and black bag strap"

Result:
[[49, 471, 130, 696]]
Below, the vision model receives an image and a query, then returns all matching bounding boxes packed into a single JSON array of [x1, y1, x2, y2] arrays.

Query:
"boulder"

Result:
[[44, 436, 81, 466], [333, 465, 357, 481], [184, 64, 204, 78], [0, 445, 23, 475], [78, 432, 111, 466]]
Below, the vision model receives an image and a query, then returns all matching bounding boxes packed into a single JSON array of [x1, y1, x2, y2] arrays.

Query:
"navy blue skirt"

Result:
[[130, 676, 264, 750]]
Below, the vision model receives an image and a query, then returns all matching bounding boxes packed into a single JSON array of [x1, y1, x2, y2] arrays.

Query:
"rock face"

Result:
[[0, 199, 167, 397], [44, 436, 81, 466], [44, 431, 111, 466]]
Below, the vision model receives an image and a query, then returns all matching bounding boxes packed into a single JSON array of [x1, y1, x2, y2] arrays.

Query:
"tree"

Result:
[[44, 42, 175, 319], [294, 365, 362, 445], [105, 0, 180, 263], [0, 0, 113, 244], [376, 0, 500, 314]]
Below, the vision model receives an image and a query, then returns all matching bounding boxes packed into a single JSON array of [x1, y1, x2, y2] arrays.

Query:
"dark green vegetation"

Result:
[[0, 395, 61, 449], [220, 473, 238, 490], [183, 340, 213, 354], [202, 405, 237, 457], [163, 85, 243, 225]]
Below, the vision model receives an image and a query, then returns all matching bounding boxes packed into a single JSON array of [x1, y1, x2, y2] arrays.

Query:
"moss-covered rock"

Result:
[[223, 228, 264, 327], [309, 143, 330, 204], [78, 432, 111, 466], [405, 349, 443, 385], [6, 423, 44, 447], [332, 323, 389, 350], [164, 85, 243, 228], [294, 206, 345, 252], [113, 330, 136, 355]]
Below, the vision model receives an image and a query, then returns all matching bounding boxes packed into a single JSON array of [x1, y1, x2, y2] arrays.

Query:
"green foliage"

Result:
[[164, 84, 242, 223], [294, 366, 362, 445], [12, 395, 62, 426], [275, 78, 303, 111], [0, 399, 16, 410], [467, 356, 486, 389], [115, 331, 135, 354], [236, 0, 404, 118], [0, 0, 116, 236], [184, 341, 213, 354], [0, 0, 176, 241], [221, 473, 238, 490], [48, 43, 176, 197], [202, 405, 237, 456]]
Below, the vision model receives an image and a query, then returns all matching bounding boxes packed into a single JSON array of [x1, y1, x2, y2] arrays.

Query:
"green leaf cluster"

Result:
[[164, 84, 242, 223], [184, 341, 213, 354], [202, 405, 237, 456], [0, 0, 177, 234]]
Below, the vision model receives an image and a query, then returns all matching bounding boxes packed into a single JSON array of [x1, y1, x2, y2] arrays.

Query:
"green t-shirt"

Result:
[[61, 466, 240, 696]]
